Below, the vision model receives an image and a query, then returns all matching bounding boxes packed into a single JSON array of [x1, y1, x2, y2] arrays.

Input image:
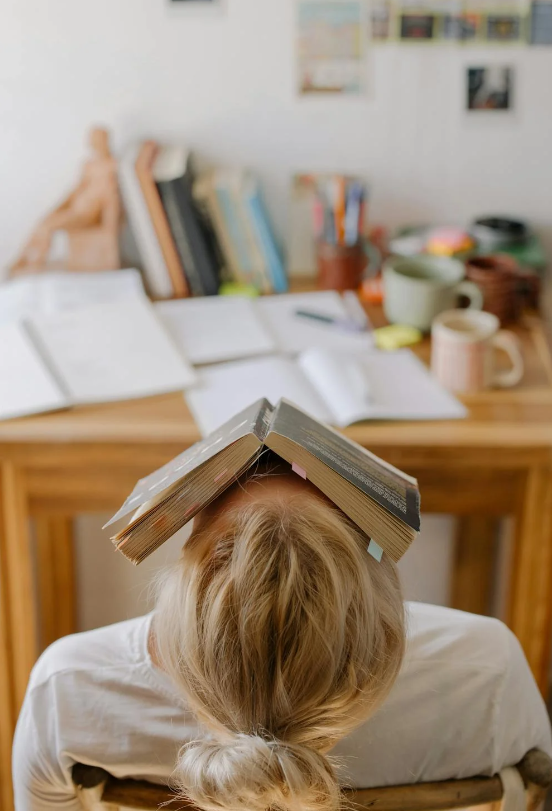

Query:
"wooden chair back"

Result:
[[73, 748, 552, 811]]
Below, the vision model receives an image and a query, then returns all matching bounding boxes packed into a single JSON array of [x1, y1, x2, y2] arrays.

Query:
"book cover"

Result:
[[105, 397, 272, 528], [269, 399, 420, 531]]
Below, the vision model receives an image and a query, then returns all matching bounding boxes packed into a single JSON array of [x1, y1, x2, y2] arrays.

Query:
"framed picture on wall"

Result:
[[466, 66, 513, 111]]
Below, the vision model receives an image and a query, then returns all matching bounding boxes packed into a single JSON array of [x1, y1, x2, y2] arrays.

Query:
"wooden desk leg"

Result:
[[452, 517, 498, 616], [0, 555, 14, 811], [0, 463, 37, 811], [36, 518, 77, 650], [509, 466, 552, 696]]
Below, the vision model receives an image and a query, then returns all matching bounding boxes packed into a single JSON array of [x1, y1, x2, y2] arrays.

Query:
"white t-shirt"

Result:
[[13, 603, 551, 811]]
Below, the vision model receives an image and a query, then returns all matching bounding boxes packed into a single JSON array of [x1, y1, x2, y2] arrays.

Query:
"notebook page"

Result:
[[155, 297, 276, 365], [298, 348, 374, 426], [300, 348, 466, 425], [0, 270, 145, 325], [185, 356, 331, 436], [358, 351, 467, 420], [38, 269, 146, 314], [257, 291, 374, 354], [0, 277, 38, 324], [29, 297, 197, 405], [0, 322, 67, 419]]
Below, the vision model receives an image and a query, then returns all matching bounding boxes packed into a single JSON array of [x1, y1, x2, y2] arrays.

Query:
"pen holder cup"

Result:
[[316, 240, 381, 292]]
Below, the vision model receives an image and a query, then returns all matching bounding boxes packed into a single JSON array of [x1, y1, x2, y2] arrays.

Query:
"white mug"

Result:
[[431, 309, 524, 394]]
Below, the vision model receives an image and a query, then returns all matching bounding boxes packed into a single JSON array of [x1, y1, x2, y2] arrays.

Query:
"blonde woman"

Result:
[[13, 462, 551, 811]]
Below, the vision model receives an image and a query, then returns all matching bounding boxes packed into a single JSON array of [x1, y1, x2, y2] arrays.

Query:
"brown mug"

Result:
[[317, 240, 381, 292], [465, 254, 522, 325]]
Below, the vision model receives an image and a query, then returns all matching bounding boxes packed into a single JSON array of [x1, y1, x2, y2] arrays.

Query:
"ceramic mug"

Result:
[[317, 240, 381, 291], [383, 255, 483, 332], [431, 309, 524, 394]]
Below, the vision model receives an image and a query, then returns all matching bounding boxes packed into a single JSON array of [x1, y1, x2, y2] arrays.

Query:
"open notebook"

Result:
[[0, 297, 196, 420], [155, 290, 373, 364], [0, 269, 145, 325], [186, 348, 467, 436], [105, 398, 421, 564]]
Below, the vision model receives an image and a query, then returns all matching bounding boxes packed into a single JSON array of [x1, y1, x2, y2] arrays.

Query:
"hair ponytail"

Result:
[[155, 492, 405, 811]]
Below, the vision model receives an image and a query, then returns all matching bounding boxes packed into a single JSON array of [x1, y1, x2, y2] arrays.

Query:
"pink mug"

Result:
[[431, 309, 524, 394]]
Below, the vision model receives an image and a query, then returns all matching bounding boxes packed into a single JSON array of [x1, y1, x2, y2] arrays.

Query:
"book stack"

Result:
[[119, 142, 287, 299]]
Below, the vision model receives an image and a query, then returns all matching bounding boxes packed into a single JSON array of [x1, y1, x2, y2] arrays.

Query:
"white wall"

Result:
[[1, 0, 552, 272], [1, 0, 548, 629]]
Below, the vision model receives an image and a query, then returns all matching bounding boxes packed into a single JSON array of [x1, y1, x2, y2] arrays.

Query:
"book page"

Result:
[[0, 322, 67, 420], [29, 297, 197, 405], [300, 347, 466, 424], [155, 297, 276, 365], [257, 291, 374, 354], [0, 270, 145, 325], [298, 348, 374, 426], [355, 350, 467, 421], [38, 269, 146, 314], [185, 356, 332, 436]]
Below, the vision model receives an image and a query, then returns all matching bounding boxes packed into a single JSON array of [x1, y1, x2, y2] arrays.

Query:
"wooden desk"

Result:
[[1, 312, 552, 811]]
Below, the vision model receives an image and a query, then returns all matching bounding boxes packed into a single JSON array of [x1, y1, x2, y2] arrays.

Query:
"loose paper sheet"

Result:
[[0, 322, 67, 420], [155, 296, 276, 365]]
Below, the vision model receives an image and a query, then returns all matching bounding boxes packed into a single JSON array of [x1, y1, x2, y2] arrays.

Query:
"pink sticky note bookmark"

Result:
[[214, 468, 228, 483], [367, 539, 383, 562], [185, 502, 200, 517], [292, 462, 307, 480]]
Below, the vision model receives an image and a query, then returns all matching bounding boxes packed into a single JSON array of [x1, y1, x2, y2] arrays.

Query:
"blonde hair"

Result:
[[154, 483, 405, 811]]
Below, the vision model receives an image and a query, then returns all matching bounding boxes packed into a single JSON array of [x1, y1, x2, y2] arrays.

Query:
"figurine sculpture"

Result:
[[11, 127, 121, 274]]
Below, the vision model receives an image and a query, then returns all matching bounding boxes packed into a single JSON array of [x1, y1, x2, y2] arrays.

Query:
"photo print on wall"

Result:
[[466, 66, 513, 111]]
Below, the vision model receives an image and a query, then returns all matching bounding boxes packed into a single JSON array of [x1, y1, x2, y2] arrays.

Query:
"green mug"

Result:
[[383, 255, 483, 332]]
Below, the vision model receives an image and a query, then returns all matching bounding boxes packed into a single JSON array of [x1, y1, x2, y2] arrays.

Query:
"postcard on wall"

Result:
[[399, 12, 436, 37], [466, 65, 513, 110], [297, 1, 366, 94], [441, 10, 482, 39], [370, 0, 394, 39]]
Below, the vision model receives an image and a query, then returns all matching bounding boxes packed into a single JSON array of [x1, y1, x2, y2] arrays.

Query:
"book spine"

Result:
[[135, 141, 189, 299], [194, 193, 229, 283], [214, 181, 254, 282], [119, 149, 174, 299], [244, 187, 288, 293], [158, 180, 205, 297], [236, 177, 273, 293], [177, 176, 220, 296], [194, 177, 244, 284]]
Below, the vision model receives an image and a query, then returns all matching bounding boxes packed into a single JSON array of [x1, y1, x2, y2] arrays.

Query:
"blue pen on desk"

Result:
[[295, 309, 367, 333]]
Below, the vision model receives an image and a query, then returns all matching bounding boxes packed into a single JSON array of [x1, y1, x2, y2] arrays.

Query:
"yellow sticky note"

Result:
[[374, 324, 422, 350], [219, 282, 259, 298]]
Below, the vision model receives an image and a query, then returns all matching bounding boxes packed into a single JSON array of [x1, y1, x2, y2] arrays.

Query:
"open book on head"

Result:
[[105, 398, 421, 565]]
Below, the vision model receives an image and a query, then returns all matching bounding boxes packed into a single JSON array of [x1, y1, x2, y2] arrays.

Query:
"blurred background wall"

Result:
[[2, 0, 552, 273]]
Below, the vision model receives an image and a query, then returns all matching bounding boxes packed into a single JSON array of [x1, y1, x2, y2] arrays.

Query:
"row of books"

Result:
[[118, 142, 287, 299]]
